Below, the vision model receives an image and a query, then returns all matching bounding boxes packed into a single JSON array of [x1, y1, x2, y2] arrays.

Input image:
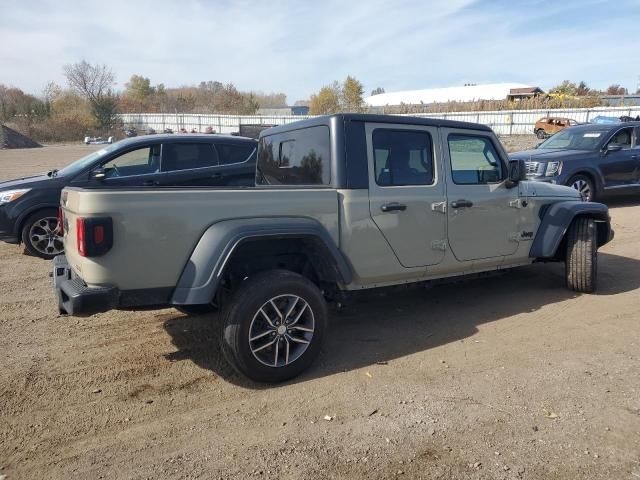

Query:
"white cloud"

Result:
[[0, 0, 639, 101]]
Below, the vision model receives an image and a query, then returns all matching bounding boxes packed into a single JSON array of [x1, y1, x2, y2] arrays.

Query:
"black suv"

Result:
[[509, 122, 640, 201], [0, 134, 257, 259]]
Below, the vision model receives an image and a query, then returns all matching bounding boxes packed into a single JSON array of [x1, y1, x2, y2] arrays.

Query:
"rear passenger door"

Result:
[[366, 122, 447, 268], [161, 142, 222, 186]]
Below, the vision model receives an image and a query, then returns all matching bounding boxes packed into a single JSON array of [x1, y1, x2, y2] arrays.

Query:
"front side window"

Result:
[[372, 129, 434, 186], [448, 135, 504, 185], [101, 145, 160, 178], [609, 127, 633, 148], [163, 143, 218, 171], [216, 143, 256, 165], [257, 126, 331, 185]]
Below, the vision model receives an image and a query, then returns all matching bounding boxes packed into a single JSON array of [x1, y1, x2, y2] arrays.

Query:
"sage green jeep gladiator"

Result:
[[53, 114, 613, 382]]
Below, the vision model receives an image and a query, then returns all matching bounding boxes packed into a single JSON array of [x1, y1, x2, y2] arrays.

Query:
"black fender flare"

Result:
[[171, 217, 352, 305], [529, 201, 611, 259]]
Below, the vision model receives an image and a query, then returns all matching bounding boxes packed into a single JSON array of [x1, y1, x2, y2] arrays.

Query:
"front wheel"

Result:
[[565, 217, 597, 293], [567, 174, 596, 202], [221, 270, 327, 383], [536, 129, 546, 139], [21, 208, 64, 259]]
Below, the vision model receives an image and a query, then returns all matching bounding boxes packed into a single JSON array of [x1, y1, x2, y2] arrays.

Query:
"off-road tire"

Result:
[[220, 270, 327, 383], [565, 217, 597, 293], [21, 208, 64, 259]]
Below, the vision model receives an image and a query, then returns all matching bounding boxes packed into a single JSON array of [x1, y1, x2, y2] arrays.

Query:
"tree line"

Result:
[[1, 60, 638, 142]]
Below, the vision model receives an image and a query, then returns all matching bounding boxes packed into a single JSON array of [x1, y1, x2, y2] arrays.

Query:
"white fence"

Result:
[[120, 106, 640, 136]]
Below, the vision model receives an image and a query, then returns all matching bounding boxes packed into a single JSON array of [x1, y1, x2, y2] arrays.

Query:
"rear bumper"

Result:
[[52, 255, 119, 315]]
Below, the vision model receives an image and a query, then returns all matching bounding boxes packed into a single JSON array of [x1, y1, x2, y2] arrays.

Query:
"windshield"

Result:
[[56, 143, 119, 177], [537, 129, 606, 151]]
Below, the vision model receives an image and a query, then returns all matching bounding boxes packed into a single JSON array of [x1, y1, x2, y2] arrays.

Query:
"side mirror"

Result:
[[605, 143, 622, 153], [91, 168, 107, 181], [505, 159, 527, 188]]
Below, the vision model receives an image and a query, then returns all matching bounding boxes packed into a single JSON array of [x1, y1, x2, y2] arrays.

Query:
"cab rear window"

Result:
[[257, 126, 331, 185]]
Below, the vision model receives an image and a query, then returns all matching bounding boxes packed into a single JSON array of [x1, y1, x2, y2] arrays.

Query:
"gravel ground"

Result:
[[0, 143, 639, 480]]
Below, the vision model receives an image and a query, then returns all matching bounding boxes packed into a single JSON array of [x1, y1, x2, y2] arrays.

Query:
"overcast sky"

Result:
[[1, 0, 639, 102]]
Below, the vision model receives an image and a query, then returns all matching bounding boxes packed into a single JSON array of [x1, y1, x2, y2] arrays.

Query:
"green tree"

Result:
[[309, 82, 341, 115], [125, 74, 155, 102], [576, 81, 591, 96], [342, 76, 365, 112], [549, 80, 578, 96], [370, 87, 385, 96]]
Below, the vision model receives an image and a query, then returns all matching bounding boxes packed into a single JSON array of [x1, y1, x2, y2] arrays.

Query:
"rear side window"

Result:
[[257, 126, 331, 185], [372, 129, 434, 186], [163, 143, 218, 171], [448, 134, 504, 185], [216, 143, 256, 165]]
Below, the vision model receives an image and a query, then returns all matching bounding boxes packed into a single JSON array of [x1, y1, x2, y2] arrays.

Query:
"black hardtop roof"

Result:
[[115, 134, 257, 148], [260, 113, 493, 137]]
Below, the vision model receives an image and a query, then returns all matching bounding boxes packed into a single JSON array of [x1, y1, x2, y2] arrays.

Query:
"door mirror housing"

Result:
[[91, 168, 107, 181], [605, 143, 622, 153], [505, 159, 527, 188]]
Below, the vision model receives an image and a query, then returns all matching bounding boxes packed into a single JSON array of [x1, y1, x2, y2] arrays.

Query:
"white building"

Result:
[[364, 83, 541, 107]]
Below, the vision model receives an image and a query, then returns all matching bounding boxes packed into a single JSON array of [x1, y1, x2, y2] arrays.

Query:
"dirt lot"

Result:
[[1, 142, 639, 480]]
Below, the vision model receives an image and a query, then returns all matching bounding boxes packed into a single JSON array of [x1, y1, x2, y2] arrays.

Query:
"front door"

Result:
[[599, 126, 638, 187], [441, 128, 520, 262], [93, 144, 165, 187], [366, 122, 446, 268]]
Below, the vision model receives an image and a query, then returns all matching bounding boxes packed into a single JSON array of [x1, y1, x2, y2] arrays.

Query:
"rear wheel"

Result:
[[567, 174, 596, 202], [565, 217, 597, 293], [221, 270, 327, 383], [21, 208, 64, 259]]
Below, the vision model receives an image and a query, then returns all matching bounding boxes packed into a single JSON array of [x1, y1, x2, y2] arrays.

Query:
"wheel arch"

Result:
[[530, 201, 612, 260], [171, 217, 352, 306], [16, 204, 60, 241], [565, 169, 604, 197]]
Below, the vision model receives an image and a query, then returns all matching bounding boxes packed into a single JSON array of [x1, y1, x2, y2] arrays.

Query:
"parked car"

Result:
[[510, 122, 640, 202], [53, 114, 612, 383], [534, 117, 579, 139], [0, 134, 257, 259]]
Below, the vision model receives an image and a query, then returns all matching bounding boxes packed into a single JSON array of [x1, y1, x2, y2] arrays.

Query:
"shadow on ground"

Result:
[[163, 252, 640, 388]]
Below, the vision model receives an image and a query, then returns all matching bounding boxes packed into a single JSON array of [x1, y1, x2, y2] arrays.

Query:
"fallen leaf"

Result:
[[543, 408, 559, 419]]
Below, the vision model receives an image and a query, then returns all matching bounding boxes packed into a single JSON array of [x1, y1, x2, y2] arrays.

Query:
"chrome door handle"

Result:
[[380, 202, 407, 212], [450, 199, 473, 209]]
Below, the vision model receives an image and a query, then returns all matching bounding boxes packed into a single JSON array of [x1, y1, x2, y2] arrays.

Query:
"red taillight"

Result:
[[76, 217, 112, 257], [77, 217, 86, 256], [94, 225, 104, 244], [58, 207, 64, 235]]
